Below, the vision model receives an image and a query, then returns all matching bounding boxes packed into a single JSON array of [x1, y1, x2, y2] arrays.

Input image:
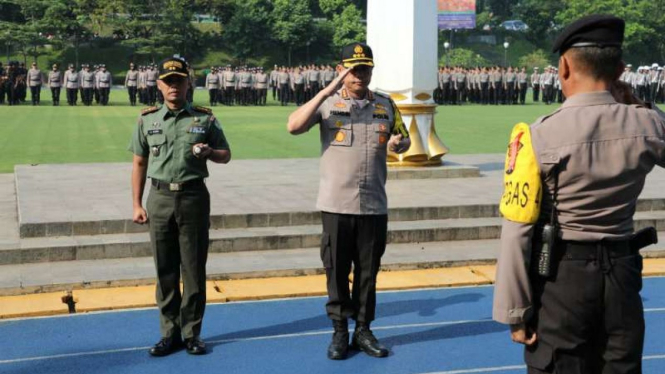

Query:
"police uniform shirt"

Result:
[[224, 70, 236, 87], [125, 69, 139, 87], [128, 104, 230, 182], [146, 69, 158, 87], [493, 91, 665, 324], [81, 70, 95, 88], [304, 88, 409, 215], [28, 68, 42, 87], [64, 70, 79, 89], [255, 73, 268, 89], [530, 72, 540, 86], [48, 70, 62, 88], [97, 71, 112, 88], [206, 72, 219, 89]]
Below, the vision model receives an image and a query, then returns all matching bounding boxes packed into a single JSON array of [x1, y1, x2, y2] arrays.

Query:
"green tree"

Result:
[[271, 0, 313, 65], [329, 3, 365, 50], [440, 48, 488, 67], [517, 49, 551, 70], [513, 0, 564, 49], [221, 0, 273, 63]]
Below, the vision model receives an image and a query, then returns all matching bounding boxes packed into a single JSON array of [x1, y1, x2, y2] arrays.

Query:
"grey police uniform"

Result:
[[48, 70, 62, 105], [27, 68, 43, 105], [125, 69, 139, 106], [96, 70, 112, 106], [64, 69, 80, 105], [304, 88, 409, 323]]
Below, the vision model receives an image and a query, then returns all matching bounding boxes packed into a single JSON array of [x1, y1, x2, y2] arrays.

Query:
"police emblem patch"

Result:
[[335, 131, 345, 142], [335, 120, 343, 128], [506, 132, 524, 175]]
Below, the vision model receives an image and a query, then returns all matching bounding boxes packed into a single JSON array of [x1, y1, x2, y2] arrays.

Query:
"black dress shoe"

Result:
[[327, 331, 349, 360], [351, 325, 389, 358], [185, 337, 207, 355], [149, 337, 182, 357]]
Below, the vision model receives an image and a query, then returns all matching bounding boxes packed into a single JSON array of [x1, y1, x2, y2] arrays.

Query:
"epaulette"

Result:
[[374, 91, 390, 99], [193, 106, 212, 115], [141, 106, 159, 115]]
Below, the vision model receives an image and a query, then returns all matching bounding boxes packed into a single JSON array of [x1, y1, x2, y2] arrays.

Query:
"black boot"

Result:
[[351, 322, 389, 358], [327, 319, 349, 360]]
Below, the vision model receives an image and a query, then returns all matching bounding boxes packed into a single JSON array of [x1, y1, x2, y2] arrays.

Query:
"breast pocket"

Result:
[[372, 122, 391, 149], [146, 133, 167, 158], [326, 122, 352, 147]]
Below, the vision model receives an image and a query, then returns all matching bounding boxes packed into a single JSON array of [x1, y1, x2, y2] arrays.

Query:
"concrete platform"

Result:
[[14, 157, 481, 238]]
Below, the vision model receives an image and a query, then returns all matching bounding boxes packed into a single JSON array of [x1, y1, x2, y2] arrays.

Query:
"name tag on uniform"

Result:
[[330, 110, 350, 117], [147, 129, 163, 135], [373, 113, 389, 120], [188, 126, 206, 134]]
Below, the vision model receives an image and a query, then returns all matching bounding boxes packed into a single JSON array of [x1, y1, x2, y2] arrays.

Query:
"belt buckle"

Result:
[[169, 183, 182, 192]]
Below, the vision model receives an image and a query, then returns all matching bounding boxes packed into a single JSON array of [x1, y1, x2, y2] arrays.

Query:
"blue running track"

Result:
[[1, 277, 665, 374]]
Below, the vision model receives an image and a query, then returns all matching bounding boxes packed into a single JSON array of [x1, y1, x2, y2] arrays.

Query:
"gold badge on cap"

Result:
[[353, 45, 365, 58]]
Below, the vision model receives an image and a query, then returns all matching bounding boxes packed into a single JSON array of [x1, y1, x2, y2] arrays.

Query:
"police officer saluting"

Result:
[[494, 15, 663, 373], [128, 56, 231, 357], [287, 42, 411, 360]]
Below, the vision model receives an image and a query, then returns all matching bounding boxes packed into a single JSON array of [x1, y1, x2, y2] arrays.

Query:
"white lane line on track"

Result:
[[1, 309, 665, 366]]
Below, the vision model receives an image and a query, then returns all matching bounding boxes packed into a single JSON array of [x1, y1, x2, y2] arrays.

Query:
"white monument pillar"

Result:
[[368, 0, 448, 166]]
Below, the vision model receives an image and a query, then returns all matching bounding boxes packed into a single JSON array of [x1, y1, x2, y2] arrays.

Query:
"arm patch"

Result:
[[499, 122, 542, 224]]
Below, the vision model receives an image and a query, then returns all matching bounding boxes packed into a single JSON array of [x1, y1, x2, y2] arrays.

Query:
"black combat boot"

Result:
[[327, 319, 349, 360], [351, 322, 389, 358]]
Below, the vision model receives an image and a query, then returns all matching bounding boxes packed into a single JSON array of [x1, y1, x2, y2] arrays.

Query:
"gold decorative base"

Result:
[[388, 159, 443, 167], [389, 103, 449, 167]]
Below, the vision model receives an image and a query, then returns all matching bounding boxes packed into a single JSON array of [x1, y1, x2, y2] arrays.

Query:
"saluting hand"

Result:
[[320, 68, 352, 97]]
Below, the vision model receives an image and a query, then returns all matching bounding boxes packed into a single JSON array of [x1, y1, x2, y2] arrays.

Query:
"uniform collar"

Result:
[[160, 102, 192, 120], [339, 88, 374, 101], [561, 91, 617, 108]]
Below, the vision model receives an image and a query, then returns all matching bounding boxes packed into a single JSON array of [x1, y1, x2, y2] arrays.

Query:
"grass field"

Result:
[[0, 89, 561, 174]]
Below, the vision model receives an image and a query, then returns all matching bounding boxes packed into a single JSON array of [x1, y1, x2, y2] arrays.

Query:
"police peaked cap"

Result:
[[552, 14, 624, 55], [341, 42, 374, 68]]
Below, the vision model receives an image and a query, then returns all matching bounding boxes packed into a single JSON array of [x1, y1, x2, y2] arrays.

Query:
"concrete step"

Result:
[[2, 239, 664, 297], [4, 211, 665, 266], [18, 197, 665, 239]]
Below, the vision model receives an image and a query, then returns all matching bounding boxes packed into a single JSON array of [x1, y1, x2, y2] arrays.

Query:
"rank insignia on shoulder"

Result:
[[193, 106, 212, 115], [375, 103, 386, 110], [141, 106, 159, 115]]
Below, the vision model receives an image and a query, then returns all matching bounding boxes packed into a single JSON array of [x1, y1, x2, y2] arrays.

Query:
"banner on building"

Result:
[[438, 0, 476, 30]]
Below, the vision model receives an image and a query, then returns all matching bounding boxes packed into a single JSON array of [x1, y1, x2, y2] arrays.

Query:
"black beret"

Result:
[[552, 14, 624, 54], [340, 42, 374, 68]]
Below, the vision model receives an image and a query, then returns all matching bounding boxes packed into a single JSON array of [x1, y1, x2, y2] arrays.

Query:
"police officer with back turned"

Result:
[[494, 15, 663, 373], [128, 56, 231, 357]]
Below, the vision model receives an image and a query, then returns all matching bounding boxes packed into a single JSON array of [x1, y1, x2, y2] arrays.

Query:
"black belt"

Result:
[[559, 239, 633, 261], [151, 178, 204, 192]]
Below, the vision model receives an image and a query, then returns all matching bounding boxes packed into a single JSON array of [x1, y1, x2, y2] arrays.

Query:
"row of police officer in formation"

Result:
[[434, 65, 566, 105], [620, 63, 665, 104], [0, 61, 112, 106]]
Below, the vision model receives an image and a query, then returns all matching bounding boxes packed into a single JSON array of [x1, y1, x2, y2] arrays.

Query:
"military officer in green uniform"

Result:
[[287, 42, 411, 360], [128, 56, 231, 357]]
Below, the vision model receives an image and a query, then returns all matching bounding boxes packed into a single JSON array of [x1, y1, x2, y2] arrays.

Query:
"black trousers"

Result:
[[99, 87, 110, 105], [279, 83, 289, 106], [82, 88, 93, 105], [526, 246, 644, 374], [66, 88, 78, 105], [147, 85, 157, 105], [127, 86, 137, 105], [30, 85, 41, 104], [533, 84, 540, 102], [321, 212, 387, 323], [50, 87, 61, 105], [519, 83, 527, 104], [208, 89, 218, 105]]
